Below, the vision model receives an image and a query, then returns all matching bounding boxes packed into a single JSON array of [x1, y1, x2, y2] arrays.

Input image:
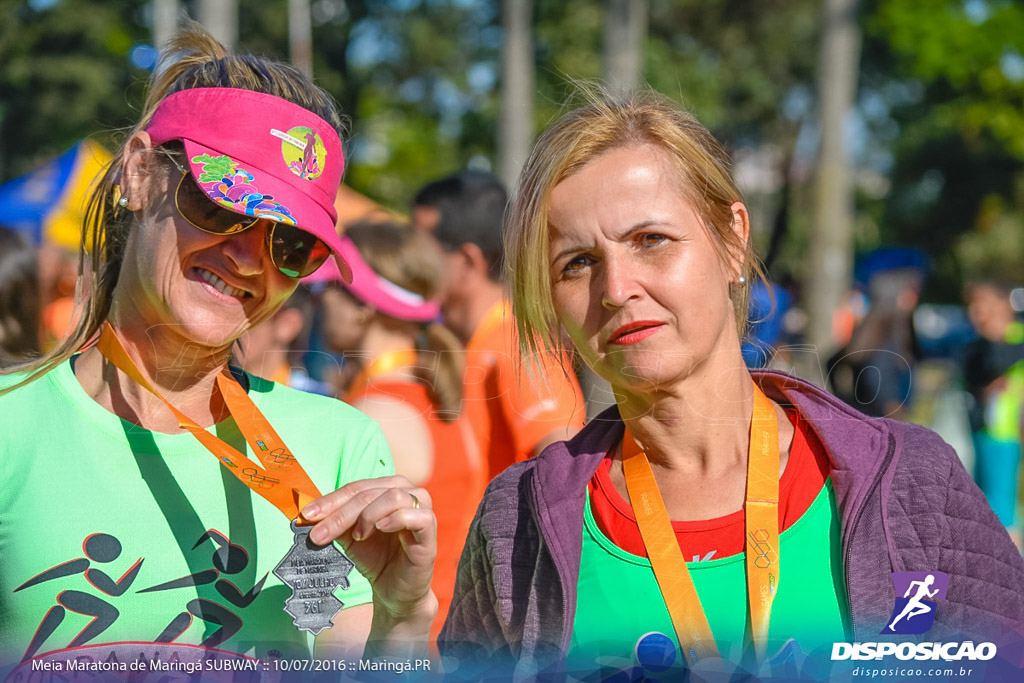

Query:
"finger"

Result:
[[405, 486, 433, 511], [374, 505, 437, 554], [300, 475, 414, 521], [309, 485, 431, 546], [376, 513, 438, 571], [307, 484, 396, 545], [357, 486, 434, 540], [344, 486, 431, 543]]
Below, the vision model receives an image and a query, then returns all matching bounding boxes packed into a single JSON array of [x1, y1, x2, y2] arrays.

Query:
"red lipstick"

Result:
[[608, 320, 664, 345]]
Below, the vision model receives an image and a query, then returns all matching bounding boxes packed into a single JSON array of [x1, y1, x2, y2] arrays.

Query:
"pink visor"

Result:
[[146, 87, 351, 282], [304, 236, 441, 323]]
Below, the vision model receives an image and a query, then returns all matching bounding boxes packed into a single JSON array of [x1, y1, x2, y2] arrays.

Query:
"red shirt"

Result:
[[589, 408, 829, 562]]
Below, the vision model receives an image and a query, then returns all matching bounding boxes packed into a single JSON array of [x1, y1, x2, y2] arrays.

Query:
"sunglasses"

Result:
[[161, 150, 330, 278]]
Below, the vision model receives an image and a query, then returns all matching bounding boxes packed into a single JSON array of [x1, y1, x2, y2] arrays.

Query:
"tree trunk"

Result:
[[805, 0, 861, 380], [498, 0, 534, 190], [152, 0, 180, 50], [603, 0, 647, 93], [289, 0, 313, 79], [198, 0, 237, 53]]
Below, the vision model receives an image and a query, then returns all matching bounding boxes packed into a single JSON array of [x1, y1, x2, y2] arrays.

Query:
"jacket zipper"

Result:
[[843, 432, 897, 640]]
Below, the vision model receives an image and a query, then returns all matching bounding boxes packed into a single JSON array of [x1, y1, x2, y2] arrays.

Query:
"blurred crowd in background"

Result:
[[4, 0, 1024, 629]]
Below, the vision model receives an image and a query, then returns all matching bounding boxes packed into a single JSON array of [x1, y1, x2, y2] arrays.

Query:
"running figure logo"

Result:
[[882, 571, 949, 634]]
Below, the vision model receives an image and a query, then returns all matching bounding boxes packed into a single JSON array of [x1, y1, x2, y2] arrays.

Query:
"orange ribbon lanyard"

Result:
[[345, 348, 419, 398], [97, 322, 322, 522], [621, 382, 780, 666]]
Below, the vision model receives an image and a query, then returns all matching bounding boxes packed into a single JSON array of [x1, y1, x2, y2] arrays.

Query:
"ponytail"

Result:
[[414, 322, 464, 423]]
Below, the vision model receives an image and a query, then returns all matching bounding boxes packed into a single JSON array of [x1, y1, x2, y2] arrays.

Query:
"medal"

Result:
[[97, 323, 357, 635], [274, 521, 355, 634]]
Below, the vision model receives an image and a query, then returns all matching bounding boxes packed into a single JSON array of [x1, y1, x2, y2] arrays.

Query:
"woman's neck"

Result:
[[617, 361, 755, 478], [362, 322, 417, 360], [610, 353, 795, 521], [74, 319, 233, 433]]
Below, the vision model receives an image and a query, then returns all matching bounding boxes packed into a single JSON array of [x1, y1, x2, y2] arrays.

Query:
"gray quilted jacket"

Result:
[[438, 371, 1024, 678]]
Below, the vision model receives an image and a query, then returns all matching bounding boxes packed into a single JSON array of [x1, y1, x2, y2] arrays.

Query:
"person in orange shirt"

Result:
[[315, 220, 484, 648], [237, 285, 333, 394], [413, 171, 586, 480]]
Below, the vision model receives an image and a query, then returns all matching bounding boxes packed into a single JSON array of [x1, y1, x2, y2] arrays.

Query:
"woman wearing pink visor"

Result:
[[0, 25, 436, 674], [309, 221, 484, 651]]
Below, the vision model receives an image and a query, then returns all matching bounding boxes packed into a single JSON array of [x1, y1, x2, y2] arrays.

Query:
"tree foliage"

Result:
[[0, 0, 149, 178], [863, 0, 1024, 297], [3, 0, 1024, 302]]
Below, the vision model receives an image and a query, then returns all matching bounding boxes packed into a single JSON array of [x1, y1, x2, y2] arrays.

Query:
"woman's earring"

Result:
[[735, 275, 748, 287], [113, 186, 129, 211]]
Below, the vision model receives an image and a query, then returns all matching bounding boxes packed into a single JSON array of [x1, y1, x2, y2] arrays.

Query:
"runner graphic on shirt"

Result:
[[888, 574, 939, 631], [139, 529, 267, 647], [15, 533, 143, 661]]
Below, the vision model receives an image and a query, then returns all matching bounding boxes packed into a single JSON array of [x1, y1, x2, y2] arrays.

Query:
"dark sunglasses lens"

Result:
[[270, 223, 331, 278], [176, 174, 254, 234]]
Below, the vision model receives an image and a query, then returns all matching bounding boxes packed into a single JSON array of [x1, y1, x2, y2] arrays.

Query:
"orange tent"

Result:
[[334, 185, 402, 233]]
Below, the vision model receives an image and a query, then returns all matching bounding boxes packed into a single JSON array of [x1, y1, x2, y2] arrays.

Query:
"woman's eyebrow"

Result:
[[550, 219, 675, 262], [614, 219, 671, 240], [550, 242, 592, 263]]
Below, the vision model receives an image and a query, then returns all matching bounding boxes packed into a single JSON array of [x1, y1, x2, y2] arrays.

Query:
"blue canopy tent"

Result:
[[0, 140, 111, 249]]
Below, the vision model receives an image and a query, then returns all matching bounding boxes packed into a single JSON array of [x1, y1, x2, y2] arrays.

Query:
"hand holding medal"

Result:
[[97, 322, 438, 653], [301, 477, 439, 652]]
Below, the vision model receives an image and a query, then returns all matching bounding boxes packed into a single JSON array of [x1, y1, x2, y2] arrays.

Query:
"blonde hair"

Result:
[[1, 20, 345, 392], [345, 221, 465, 422], [505, 86, 767, 360]]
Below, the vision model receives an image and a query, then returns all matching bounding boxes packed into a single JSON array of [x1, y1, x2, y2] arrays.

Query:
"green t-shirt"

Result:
[[568, 480, 851, 677], [0, 361, 393, 673]]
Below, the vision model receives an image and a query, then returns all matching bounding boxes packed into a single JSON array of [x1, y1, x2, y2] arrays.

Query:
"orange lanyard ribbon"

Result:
[[621, 381, 780, 666], [97, 322, 323, 522]]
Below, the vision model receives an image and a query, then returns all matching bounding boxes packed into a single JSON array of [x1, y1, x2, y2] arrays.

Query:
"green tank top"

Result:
[[568, 479, 851, 677]]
